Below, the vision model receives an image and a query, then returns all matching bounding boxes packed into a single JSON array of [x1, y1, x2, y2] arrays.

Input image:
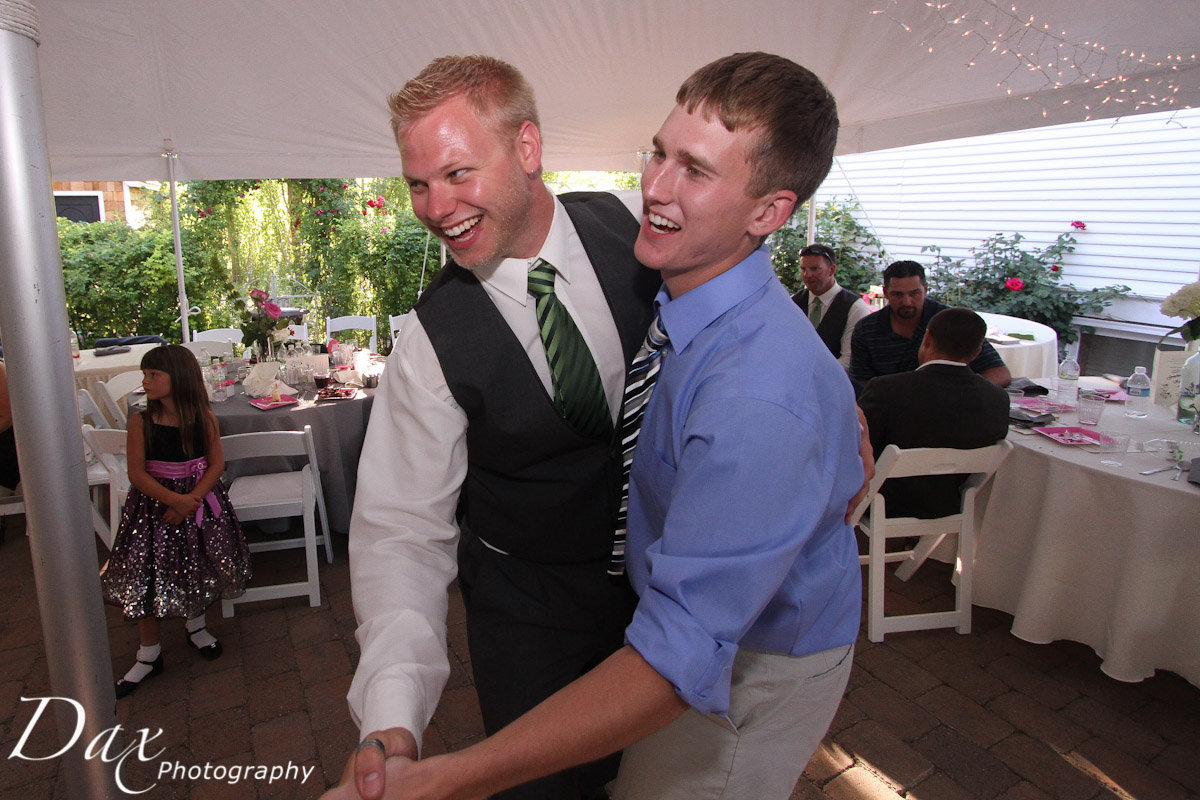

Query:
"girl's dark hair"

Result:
[[140, 345, 211, 458]]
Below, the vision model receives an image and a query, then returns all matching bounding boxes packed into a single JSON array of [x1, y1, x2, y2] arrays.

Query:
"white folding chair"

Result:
[[96, 370, 146, 429], [326, 315, 378, 354], [180, 339, 235, 360], [285, 323, 309, 342], [220, 425, 325, 615], [81, 425, 130, 549], [77, 388, 112, 430], [192, 327, 243, 345], [388, 313, 410, 346], [850, 441, 1013, 642]]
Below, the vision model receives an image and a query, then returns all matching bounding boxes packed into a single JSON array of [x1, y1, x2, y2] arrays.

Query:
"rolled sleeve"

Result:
[[625, 397, 853, 715]]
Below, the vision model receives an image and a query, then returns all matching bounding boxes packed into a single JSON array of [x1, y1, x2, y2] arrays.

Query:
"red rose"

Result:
[[1050, 265, 1060, 272], [263, 302, 282, 319], [1005, 277, 1025, 291], [1070, 220, 1086, 230]]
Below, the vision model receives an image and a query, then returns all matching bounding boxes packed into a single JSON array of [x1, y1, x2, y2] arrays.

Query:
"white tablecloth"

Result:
[[73, 343, 160, 398], [977, 312, 1059, 380], [974, 395, 1200, 686]]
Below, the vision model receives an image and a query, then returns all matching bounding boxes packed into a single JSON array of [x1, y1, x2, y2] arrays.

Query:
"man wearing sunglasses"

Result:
[[790, 243, 871, 368]]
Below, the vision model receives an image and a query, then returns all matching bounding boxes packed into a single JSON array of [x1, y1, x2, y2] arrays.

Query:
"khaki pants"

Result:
[[613, 643, 853, 800]]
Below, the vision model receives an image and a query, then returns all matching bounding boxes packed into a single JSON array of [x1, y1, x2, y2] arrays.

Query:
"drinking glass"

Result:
[[1076, 391, 1105, 426], [1097, 432, 1130, 467]]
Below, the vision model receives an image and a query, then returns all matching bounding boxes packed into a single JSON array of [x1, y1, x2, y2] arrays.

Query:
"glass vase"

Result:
[[1177, 338, 1200, 425]]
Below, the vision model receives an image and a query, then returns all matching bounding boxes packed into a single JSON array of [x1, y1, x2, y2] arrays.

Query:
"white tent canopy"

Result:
[[37, 0, 1200, 182]]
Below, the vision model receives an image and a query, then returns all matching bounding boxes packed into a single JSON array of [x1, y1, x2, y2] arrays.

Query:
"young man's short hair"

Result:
[[675, 52, 838, 201], [926, 308, 987, 363], [883, 260, 926, 288], [388, 55, 539, 144]]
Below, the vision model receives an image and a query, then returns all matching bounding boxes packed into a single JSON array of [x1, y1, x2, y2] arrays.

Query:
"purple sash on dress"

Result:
[[145, 458, 221, 525]]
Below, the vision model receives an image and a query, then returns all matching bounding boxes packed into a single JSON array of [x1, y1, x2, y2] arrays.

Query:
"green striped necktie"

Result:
[[528, 260, 612, 439]]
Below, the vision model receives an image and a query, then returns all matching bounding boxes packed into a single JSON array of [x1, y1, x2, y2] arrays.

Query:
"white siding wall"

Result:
[[814, 107, 1200, 342]]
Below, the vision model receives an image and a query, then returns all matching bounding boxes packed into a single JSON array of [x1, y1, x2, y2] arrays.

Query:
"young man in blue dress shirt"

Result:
[[327, 51, 863, 800]]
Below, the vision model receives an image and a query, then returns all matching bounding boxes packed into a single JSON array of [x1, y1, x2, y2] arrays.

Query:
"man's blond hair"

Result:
[[388, 55, 539, 144]]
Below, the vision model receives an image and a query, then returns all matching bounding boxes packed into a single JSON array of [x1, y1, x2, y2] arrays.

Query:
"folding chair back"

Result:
[[77, 388, 112, 430], [81, 425, 130, 548], [193, 327, 244, 345], [854, 441, 1013, 642], [326, 315, 378, 354], [180, 339, 235, 360], [96, 370, 145, 429], [219, 425, 326, 615]]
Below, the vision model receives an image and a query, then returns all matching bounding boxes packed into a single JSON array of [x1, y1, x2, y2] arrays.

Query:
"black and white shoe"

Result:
[[114, 654, 164, 698], [187, 627, 223, 660]]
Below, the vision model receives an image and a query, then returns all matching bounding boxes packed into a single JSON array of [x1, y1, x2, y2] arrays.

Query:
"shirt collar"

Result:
[[813, 280, 843, 304], [918, 359, 968, 369], [656, 246, 775, 353], [474, 194, 570, 306]]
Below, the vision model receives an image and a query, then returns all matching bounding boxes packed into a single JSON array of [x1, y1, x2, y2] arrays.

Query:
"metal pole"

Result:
[[0, 3, 119, 798], [807, 195, 817, 246], [164, 141, 191, 342]]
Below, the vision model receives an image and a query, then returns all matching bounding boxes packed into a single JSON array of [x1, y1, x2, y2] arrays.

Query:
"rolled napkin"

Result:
[[243, 362, 299, 398]]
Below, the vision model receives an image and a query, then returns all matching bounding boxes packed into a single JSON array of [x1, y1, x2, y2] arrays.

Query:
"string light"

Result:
[[873, 0, 1196, 119]]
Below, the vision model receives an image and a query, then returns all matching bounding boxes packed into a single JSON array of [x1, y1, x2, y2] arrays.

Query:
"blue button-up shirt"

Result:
[[624, 247, 863, 716]]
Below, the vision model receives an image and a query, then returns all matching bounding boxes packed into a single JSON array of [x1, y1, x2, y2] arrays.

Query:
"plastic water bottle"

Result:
[[69, 329, 80, 358], [1124, 366, 1150, 418], [1056, 353, 1080, 403]]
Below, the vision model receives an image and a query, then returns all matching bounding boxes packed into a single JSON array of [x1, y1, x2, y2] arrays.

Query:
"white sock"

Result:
[[123, 643, 161, 683], [186, 616, 217, 648]]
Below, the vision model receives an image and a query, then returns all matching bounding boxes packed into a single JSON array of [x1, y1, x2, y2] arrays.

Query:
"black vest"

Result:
[[415, 192, 659, 564], [791, 286, 860, 359]]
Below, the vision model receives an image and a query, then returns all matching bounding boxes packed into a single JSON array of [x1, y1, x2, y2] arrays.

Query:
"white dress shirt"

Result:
[[810, 280, 871, 368], [346, 190, 644, 744]]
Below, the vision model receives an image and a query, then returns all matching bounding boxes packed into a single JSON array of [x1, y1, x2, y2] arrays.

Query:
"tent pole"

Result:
[[807, 194, 817, 246], [164, 142, 190, 342], [0, 5, 120, 798]]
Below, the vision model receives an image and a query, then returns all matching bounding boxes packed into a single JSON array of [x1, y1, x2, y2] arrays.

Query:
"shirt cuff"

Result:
[[624, 594, 738, 716], [353, 676, 432, 756]]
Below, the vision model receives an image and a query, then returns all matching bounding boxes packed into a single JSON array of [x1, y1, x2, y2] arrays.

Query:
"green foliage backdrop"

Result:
[[770, 198, 887, 296], [59, 183, 1126, 353]]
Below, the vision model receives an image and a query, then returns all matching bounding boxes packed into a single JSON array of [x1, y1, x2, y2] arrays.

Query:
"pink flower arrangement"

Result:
[[1070, 220, 1087, 230], [1005, 277, 1025, 292], [240, 289, 292, 351]]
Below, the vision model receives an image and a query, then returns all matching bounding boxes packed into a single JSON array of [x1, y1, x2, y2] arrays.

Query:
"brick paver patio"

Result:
[[0, 515, 1196, 799]]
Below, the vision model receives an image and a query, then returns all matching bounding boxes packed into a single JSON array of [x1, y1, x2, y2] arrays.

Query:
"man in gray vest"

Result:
[[790, 243, 870, 368], [339, 55, 658, 800]]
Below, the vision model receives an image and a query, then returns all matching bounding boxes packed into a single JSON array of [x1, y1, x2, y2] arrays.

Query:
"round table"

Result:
[[73, 343, 160, 398], [210, 385, 375, 533], [974, 393, 1200, 686], [977, 312, 1059, 380]]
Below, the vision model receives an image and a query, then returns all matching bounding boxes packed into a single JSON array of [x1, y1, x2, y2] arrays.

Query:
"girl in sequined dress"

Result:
[[101, 345, 250, 698]]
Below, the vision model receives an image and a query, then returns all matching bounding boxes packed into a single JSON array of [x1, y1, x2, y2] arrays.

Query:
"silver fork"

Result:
[[1173, 462, 1192, 481]]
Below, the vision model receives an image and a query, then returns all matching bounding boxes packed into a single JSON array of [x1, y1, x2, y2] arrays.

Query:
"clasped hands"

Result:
[[322, 727, 432, 800], [161, 491, 203, 526]]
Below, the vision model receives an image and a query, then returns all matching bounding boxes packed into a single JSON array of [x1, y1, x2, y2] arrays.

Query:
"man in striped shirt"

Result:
[[849, 260, 1012, 387]]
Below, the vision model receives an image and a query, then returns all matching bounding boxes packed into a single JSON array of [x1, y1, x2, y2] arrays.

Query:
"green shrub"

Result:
[[770, 197, 886, 296], [58, 219, 235, 345], [924, 227, 1129, 346]]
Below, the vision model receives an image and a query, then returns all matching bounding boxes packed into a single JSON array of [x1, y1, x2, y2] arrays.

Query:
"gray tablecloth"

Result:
[[211, 385, 375, 533]]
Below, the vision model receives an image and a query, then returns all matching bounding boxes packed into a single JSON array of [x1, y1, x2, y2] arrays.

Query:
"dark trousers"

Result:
[[458, 533, 638, 800]]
